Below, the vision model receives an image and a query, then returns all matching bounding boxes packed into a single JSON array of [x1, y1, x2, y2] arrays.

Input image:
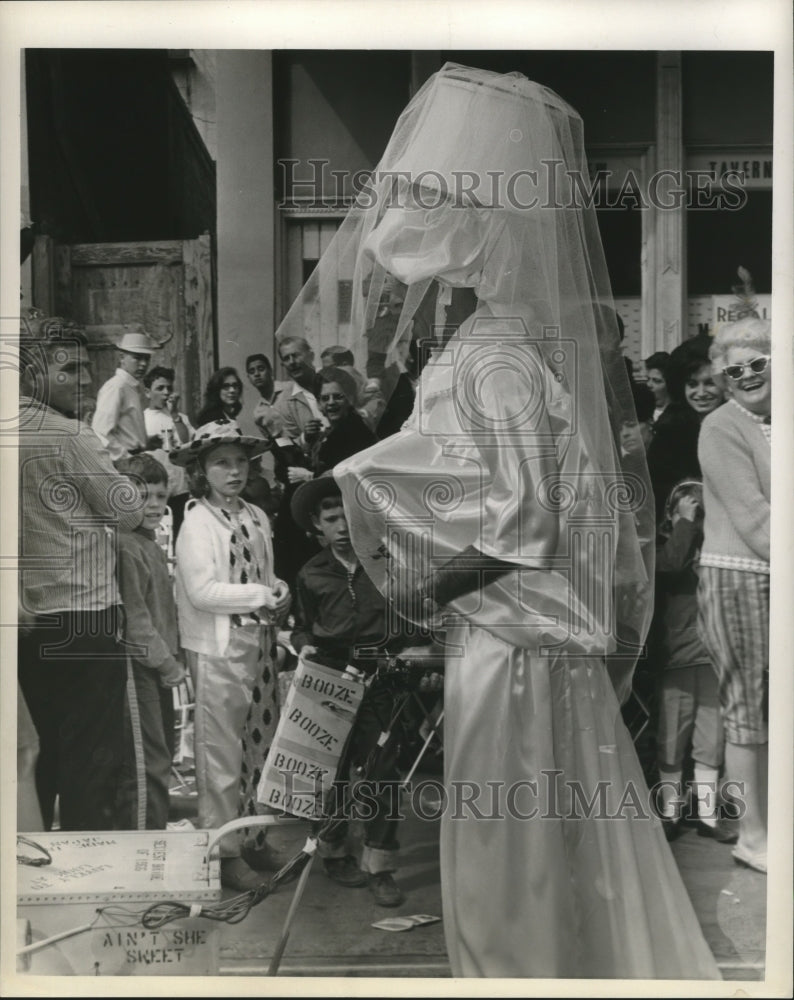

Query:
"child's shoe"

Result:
[[323, 855, 368, 887], [695, 818, 738, 843], [367, 872, 405, 907]]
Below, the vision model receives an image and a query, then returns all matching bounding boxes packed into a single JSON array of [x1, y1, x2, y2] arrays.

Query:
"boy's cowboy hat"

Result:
[[169, 420, 270, 467], [290, 472, 342, 532], [118, 325, 157, 355]]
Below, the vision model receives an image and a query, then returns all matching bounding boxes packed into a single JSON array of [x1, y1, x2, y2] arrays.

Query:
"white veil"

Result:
[[275, 63, 654, 700]]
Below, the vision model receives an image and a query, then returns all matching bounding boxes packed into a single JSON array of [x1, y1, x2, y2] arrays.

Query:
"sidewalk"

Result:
[[207, 782, 767, 982]]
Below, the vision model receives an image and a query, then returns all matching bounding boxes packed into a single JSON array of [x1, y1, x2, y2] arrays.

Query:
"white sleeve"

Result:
[[91, 379, 119, 448], [175, 510, 270, 613], [474, 349, 560, 564]]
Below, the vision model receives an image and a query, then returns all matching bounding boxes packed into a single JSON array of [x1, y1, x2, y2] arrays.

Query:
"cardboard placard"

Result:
[[258, 658, 365, 818]]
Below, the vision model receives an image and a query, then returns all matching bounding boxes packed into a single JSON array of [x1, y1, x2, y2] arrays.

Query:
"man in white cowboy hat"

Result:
[[92, 324, 157, 463]]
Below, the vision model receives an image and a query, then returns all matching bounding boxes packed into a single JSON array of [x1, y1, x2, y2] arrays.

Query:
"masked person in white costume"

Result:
[[275, 64, 720, 980]]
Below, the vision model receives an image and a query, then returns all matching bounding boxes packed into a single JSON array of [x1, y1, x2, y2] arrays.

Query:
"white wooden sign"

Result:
[[712, 294, 771, 328], [17, 831, 220, 976], [688, 150, 773, 190]]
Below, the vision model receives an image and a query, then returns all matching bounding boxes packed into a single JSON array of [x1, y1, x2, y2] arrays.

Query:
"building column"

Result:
[[410, 52, 442, 96], [644, 52, 687, 355], [215, 51, 276, 369]]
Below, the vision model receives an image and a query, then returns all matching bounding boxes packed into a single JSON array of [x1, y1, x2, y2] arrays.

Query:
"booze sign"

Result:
[[257, 658, 365, 819]]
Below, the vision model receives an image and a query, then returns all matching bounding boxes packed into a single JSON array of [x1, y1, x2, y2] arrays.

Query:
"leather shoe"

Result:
[[695, 819, 738, 844], [220, 856, 267, 892], [323, 855, 368, 888], [368, 872, 405, 907], [242, 843, 292, 872]]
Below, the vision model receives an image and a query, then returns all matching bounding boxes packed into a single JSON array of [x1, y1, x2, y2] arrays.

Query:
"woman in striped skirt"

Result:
[[697, 317, 771, 875]]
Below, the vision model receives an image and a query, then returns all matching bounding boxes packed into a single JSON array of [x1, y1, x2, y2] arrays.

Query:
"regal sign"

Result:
[[712, 294, 771, 328]]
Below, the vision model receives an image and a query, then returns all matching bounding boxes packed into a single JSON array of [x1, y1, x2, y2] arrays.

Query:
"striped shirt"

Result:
[[19, 398, 143, 615]]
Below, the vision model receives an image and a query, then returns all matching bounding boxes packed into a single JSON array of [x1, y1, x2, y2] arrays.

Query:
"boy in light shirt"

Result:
[[143, 365, 194, 534]]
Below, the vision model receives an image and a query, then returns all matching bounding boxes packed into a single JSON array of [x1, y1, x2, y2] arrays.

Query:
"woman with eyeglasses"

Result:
[[696, 317, 771, 875], [647, 336, 726, 524], [196, 367, 245, 426], [310, 366, 378, 477]]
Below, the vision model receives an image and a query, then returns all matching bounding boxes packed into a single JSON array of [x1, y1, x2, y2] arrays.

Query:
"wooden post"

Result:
[[410, 52, 442, 97], [31, 235, 54, 314], [215, 51, 276, 370], [54, 244, 72, 319], [651, 52, 687, 352], [183, 233, 215, 419]]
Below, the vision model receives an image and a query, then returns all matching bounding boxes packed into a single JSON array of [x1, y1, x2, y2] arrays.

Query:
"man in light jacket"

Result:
[[93, 326, 157, 462]]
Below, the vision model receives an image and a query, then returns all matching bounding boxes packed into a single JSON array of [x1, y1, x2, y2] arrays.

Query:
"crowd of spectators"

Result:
[[17, 311, 772, 904]]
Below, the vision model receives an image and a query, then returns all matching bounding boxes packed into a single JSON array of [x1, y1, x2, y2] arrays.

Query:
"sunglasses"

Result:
[[721, 356, 770, 381]]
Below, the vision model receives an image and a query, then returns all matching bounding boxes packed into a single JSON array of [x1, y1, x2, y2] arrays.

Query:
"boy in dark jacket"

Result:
[[289, 475, 431, 907]]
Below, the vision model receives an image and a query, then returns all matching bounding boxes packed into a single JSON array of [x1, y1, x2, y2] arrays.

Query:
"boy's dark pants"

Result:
[[316, 672, 402, 874], [117, 661, 174, 830]]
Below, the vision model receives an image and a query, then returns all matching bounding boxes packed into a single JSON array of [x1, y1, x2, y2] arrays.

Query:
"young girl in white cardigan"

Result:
[[172, 422, 291, 892]]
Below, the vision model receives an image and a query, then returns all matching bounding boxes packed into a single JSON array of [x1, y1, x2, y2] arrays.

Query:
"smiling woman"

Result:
[[646, 336, 726, 521], [683, 363, 723, 416], [720, 349, 771, 415], [311, 367, 378, 476], [697, 317, 771, 876]]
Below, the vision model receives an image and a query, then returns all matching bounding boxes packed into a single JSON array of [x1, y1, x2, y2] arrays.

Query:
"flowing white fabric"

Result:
[[279, 62, 718, 979], [335, 315, 719, 976], [441, 626, 720, 979]]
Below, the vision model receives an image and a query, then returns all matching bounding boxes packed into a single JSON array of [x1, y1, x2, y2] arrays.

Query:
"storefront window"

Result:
[[687, 190, 772, 295]]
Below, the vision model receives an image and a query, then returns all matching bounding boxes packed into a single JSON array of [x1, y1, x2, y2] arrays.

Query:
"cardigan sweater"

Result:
[[175, 497, 275, 655], [698, 399, 771, 574]]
